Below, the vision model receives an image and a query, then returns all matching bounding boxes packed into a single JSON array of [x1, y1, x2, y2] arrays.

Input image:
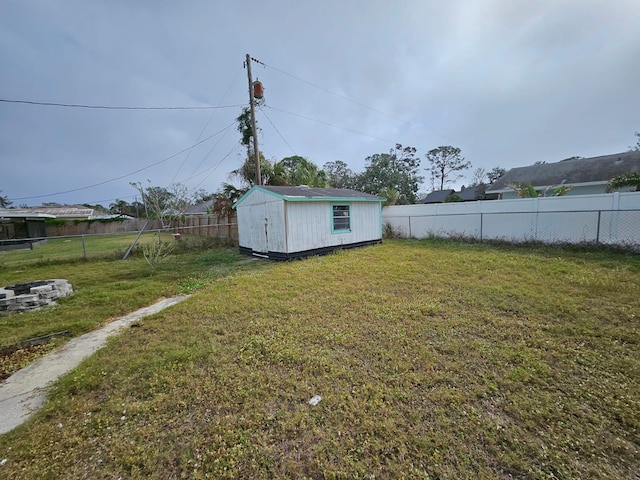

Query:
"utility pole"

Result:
[[245, 54, 261, 185]]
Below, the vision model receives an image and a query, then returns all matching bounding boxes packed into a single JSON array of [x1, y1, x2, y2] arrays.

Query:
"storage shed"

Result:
[[233, 186, 384, 260], [0, 211, 53, 250]]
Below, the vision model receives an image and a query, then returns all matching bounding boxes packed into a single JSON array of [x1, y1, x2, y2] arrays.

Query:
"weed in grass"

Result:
[[177, 276, 208, 294]]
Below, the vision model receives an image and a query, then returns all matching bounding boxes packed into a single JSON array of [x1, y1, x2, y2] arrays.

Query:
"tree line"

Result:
[[209, 107, 504, 213], [2, 129, 638, 217]]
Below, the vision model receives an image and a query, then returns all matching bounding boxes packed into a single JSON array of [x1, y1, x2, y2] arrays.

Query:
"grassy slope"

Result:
[[0, 242, 259, 379], [0, 238, 244, 348], [0, 240, 638, 479]]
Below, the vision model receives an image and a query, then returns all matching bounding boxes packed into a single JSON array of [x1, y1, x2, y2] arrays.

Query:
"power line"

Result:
[[172, 66, 245, 181], [260, 61, 414, 127], [190, 144, 241, 190], [10, 121, 237, 201], [263, 104, 393, 144], [260, 61, 459, 145], [0, 98, 244, 110], [182, 124, 234, 182], [258, 106, 297, 155]]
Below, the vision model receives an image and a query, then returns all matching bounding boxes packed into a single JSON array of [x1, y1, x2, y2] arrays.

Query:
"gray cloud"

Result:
[[1, 0, 639, 205]]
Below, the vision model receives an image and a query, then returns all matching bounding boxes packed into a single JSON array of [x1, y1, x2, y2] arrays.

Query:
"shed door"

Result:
[[249, 203, 269, 253]]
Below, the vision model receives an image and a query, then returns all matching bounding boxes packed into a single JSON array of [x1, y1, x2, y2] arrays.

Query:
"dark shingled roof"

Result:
[[487, 151, 640, 193], [259, 186, 383, 200], [458, 185, 487, 201], [184, 199, 215, 214], [419, 189, 455, 204]]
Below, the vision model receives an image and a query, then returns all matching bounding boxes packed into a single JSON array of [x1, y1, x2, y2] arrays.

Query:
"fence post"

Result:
[[81, 235, 87, 259], [480, 213, 483, 241], [596, 211, 601, 244]]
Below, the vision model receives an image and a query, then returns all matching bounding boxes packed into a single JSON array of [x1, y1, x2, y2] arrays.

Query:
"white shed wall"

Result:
[[236, 189, 382, 255], [285, 201, 381, 253], [236, 190, 286, 253]]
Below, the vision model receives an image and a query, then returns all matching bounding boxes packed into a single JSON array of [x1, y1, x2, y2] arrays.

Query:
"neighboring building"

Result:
[[458, 184, 498, 201], [418, 185, 497, 204], [0, 211, 53, 247], [486, 151, 640, 199], [418, 189, 455, 204], [184, 199, 215, 215], [233, 186, 384, 260], [2, 207, 94, 220]]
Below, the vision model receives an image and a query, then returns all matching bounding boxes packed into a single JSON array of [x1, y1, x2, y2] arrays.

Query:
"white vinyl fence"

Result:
[[382, 192, 640, 248]]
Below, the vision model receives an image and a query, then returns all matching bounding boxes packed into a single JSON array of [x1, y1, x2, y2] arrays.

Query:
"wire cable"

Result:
[[263, 105, 393, 144], [172, 66, 245, 182], [190, 144, 242, 190], [260, 60, 459, 144], [0, 98, 243, 110], [10, 121, 237, 201], [180, 124, 234, 183], [260, 61, 414, 126], [258, 106, 297, 155]]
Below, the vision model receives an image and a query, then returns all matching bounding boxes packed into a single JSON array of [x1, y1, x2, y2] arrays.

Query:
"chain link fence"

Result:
[[0, 222, 238, 267]]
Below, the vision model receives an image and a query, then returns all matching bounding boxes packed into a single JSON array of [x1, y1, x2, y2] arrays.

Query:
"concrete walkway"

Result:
[[0, 295, 189, 435]]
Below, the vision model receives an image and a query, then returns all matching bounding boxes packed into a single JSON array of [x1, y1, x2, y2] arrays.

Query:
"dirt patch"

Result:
[[0, 343, 55, 381]]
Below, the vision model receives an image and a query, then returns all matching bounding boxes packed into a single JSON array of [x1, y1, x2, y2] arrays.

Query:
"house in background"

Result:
[[184, 199, 215, 215], [486, 151, 640, 199], [418, 189, 456, 204], [1, 206, 95, 220], [233, 186, 384, 260], [0, 211, 54, 249], [417, 184, 498, 204]]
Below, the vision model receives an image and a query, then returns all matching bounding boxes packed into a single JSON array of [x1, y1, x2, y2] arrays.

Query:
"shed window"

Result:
[[332, 204, 350, 232]]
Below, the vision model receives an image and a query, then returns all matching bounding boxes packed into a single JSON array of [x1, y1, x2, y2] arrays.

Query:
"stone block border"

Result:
[[0, 279, 73, 314]]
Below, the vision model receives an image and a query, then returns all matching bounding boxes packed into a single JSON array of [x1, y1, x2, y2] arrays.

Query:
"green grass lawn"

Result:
[[0, 231, 176, 268], [0, 236, 265, 377], [0, 239, 638, 479]]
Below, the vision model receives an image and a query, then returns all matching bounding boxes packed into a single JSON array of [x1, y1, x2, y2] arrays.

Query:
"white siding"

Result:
[[237, 188, 382, 255], [236, 190, 286, 253], [285, 201, 381, 253]]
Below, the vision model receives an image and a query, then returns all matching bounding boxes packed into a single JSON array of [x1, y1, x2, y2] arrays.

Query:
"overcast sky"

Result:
[[1, 0, 639, 207]]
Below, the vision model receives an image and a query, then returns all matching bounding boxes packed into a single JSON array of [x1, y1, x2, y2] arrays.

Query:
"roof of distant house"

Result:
[[458, 185, 488, 202], [184, 199, 215, 215], [487, 151, 640, 193], [0, 209, 55, 219], [0, 207, 94, 218], [418, 189, 455, 204]]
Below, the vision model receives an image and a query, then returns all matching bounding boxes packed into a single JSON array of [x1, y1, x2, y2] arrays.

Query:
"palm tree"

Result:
[[0, 191, 12, 208], [272, 156, 328, 187], [507, 182, 572, 198], [210, 183, 246, 219], [230, 153, 274, 187], [109, 199, 131, 215]]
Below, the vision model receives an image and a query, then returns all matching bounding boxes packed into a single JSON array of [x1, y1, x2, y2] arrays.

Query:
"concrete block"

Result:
[[15, 294, 39, 304], [39, 291, 60, 300], [0, 289, 15, 299], [0, 279, 73, 314], [30, 285, 53, 294]]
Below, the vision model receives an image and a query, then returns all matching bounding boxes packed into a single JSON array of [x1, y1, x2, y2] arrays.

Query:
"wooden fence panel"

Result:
[[43, 215, 238, 243]]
